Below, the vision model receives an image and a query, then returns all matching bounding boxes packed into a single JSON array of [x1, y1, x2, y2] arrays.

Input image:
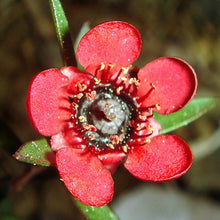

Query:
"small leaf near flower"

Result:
[[154, 97, 219, 134], [14, 139, 55, 166]]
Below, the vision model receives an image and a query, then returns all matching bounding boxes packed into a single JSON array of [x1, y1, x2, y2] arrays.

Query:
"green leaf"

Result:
[[74, 22, 90, 70], [154, 97, 219, 134], [74, 21, 90, 52], [74, 198, 119, 220], [14, 139, 55, 166], [49, 0, 76, 66]]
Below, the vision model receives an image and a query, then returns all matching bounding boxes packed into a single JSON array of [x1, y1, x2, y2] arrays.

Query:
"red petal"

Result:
[[124, 135, 192, 182], [60, 66, 93, 94], [77, 21, 142, 68], [138, 57, 197, 114], [51, 124, 87, 151], [56, 148, 114, 206], [26, 69, 71, 136], [98, 151, 127, 174]]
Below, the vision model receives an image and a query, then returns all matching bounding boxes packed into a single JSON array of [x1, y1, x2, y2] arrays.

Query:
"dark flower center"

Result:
[[77, 86, 137, 149]]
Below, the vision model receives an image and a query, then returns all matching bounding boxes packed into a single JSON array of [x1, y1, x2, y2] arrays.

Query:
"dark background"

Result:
[[0, 0, 219, 219]]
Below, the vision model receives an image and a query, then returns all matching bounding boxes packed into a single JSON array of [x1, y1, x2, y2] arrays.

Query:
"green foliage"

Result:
[[49, 0, 76, 66], [154, 97, 219, 134], [14, 139, 54, 166], [74, 198, 119, 220]]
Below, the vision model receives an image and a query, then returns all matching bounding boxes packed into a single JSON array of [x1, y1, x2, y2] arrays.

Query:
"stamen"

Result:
[[121, 67, 129, 74], [116, 86, 123, 95], [93, 77, 101, 84], [138, 83, 156, 102], [144, 138, 151, 143], [122, 144, 128, 153], [100, 62, 105, 71], [138, 115, 147, 121], [74, 93, 84, 99], [136, 123, 146, 131], [86, 91, 96, 102], [83, 124, 97, 131], [87, 133, 95, 140], [129, 77, 140, 86], [148, 125, 154, 133], [77, 82, 86, 92], [108, 63, 115, 68], [155, 104, 161, 111], [107, 143, 115, 149], [72, 102, 79, 109], [119, 76, 128, 81], [78, 116, 86, 122]]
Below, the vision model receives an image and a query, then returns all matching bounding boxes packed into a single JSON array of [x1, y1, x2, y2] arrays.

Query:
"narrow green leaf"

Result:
[[74, 22, 90, 70], [74, 21, 90, 52], [14, 139, 55, 166], [74, 198, 119, 220], [154, 97, 219, 134], [49, 0, 76, 66]]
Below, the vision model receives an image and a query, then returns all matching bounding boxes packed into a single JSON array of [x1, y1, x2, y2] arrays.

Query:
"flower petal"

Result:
[[56, 148, 114, 206], [26, 69, 71, 136], [98, 151, 127, 174], [124, 135, 192, 182], [138, 57, 197, 114], [60, 66, 93, 94], [77, 21, 142, 68]]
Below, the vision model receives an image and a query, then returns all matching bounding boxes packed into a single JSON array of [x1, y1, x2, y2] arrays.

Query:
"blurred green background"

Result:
[[0, 0, 219, 219]]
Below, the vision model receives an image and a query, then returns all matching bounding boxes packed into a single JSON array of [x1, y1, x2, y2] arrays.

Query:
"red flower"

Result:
[[26, 21, 197, 206]]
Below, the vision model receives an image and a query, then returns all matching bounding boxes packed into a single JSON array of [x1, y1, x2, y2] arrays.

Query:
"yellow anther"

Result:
[[121, 67, 129, 74], [119, 76, 128, 81], [108, 63, 115, 68], [129, 77, 140, 86], [155, 104, 161, 110], [94, 77, 101, 84], [77, 82, 86, 91], [148, 125, 154, 133], [74, 93, 83, 99], [144, 139, 151, 143], [86, 91, 96, 102], [122, 144, 128, 153], [116, 86, 123, 95], [137, 123, 145, 131], [100, 62, 105, 71], [78, 116, 86, 122], [88, 134, 95, 140], [107, 143, 115, 149], [148, 108, 153, 115], [72, 102, 79, 108], [138, 115, 147, 121], [83, 124, 96, 131], [151, 83, 156, 90]]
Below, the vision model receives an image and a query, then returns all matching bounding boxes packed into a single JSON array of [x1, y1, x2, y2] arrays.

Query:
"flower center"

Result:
[[77, 86, 137, 149]]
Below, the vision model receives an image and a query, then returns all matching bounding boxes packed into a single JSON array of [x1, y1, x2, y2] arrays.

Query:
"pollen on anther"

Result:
[[151, 83, 156, 90], [93, 77, 101, 84], [116, 86, 123, 95], [121, 67, 129, 74], [155, 104, 161, 110], [74, 93, 83, 99], [144, 138, 151, 143], [79, 116, 86, 122], [129, 77, 140, 86], [107, 143, 115, 149], [77, 82, 86, 92], [122, 144, 128, 153], [72, 102, 79, 108], [100, 62, 105, 71], [83, 124, 97, 131]]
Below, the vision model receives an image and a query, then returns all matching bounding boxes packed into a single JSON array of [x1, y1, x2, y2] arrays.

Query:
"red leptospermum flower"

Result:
[[26, 21, 197, 206]]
